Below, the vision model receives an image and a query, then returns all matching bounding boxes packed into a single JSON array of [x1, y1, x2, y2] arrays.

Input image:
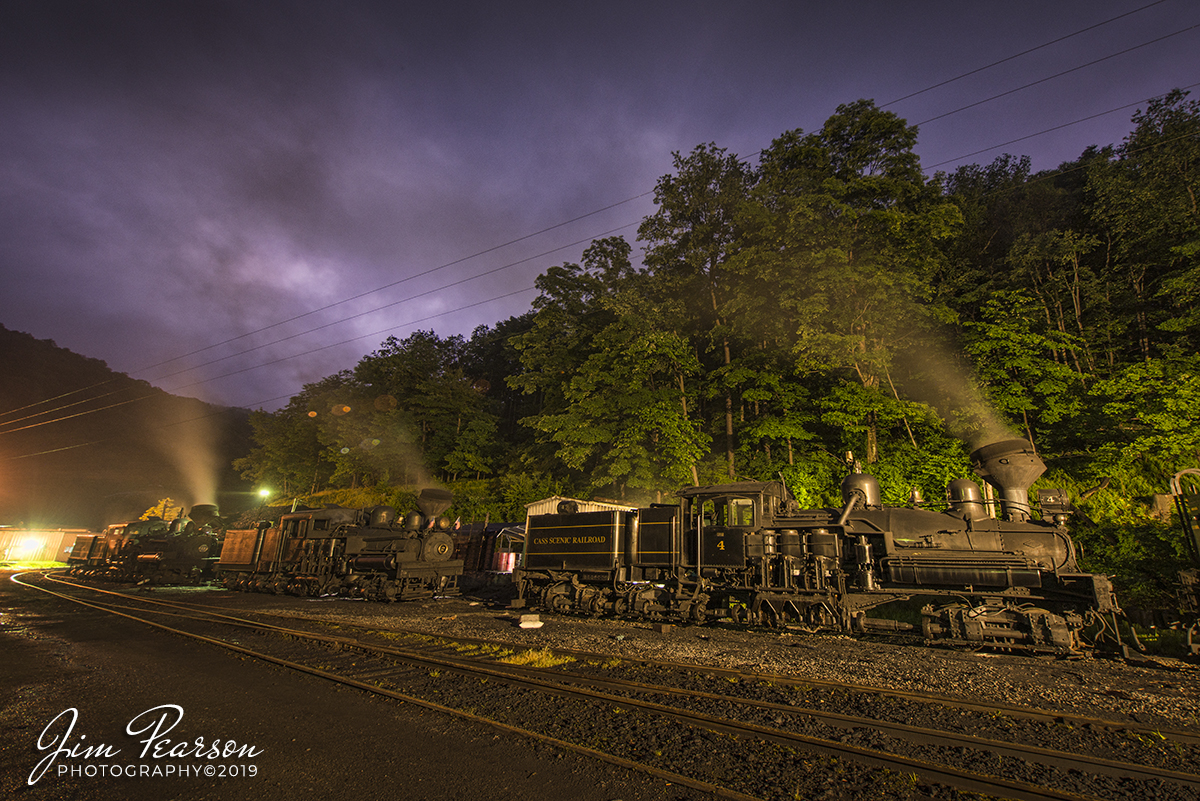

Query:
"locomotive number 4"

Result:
[[717, 541, 725, 550]]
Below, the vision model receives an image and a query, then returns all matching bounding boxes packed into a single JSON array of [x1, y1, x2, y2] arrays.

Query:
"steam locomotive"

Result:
[[1170, 469, 1200, 656], [67, 504, 225, 583], [216, 488, 462, 600], [511, 439, 1126, 655]]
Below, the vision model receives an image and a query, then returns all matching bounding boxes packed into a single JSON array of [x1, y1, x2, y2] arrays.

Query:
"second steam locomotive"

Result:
[[217, 488, 462, 600], [512, 439, 1124, 655], [67, 504, 225, 583]]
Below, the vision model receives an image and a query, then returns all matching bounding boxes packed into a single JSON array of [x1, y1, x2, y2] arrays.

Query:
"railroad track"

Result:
[[18, 572, 1200, 801]]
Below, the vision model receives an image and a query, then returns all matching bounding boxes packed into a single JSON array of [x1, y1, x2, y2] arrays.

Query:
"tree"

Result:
[[638, 144, 753, 476], [233, 375, 350, 496], [532, 297, 709, 497], [1087, 89, 1200, 360], [513, 237, 708, 495], [1005, 229, 1101, 376], [1089, 353, 1200, 471], [961, 290, 1083, 451], [354, 330, 495, 482], [736, 100, 961, 462]]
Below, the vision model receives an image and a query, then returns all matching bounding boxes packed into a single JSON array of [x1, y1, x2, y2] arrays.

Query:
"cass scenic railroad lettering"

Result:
[[531, 535, 607, 545]]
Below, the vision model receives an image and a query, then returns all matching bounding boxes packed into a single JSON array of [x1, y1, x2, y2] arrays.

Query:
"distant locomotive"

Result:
[[512, 439, 1125, 655], [67, 504, 225, 583], [1170, 469, 1200, 656], [217, 488, 462, 601]]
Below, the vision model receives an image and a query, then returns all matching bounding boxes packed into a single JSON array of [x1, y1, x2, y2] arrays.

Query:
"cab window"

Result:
[[729, 498, 755, 527], [698, 498, 754, 527]]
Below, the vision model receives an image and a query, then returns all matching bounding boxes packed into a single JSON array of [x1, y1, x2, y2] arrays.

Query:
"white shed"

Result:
[[523, 496, 635, 521]]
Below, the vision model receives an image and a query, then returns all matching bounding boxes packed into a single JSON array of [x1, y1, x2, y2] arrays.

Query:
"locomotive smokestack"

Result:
[[190, 504, 220, 526], [970, 439, 1045, 522], [416, 488, 453, 520]]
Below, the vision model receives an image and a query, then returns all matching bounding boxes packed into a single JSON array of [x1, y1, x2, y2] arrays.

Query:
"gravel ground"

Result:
[[1, 572, 723, 801], [30, 575, 1200, 801], [200, 587, 1200, 801], [174, 579, 1200, 732]]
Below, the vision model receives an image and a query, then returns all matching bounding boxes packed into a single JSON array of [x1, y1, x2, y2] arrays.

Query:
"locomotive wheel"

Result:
[[805, 603, 837, 629], [578, 590, 604, 615], [690, 594, 710, 623], [540, 583, 568, 612]]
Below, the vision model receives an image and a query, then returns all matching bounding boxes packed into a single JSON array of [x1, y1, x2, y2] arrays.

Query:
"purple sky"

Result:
[[1, 0, 1197, 411]]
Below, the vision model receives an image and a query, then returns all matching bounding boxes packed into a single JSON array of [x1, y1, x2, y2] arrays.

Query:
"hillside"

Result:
[[0, 324, 253, 528]]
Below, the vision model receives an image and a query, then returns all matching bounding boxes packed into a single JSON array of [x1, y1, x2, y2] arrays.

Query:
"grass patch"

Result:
[[498, 648, 575, 668], [1129, 625, 1193, 657]]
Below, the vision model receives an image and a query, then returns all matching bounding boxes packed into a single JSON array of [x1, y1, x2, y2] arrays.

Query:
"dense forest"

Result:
[[234, 93, 1200, 608]]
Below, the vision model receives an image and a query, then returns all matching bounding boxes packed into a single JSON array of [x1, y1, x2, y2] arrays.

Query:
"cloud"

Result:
[[1, 0, 1195, 409]]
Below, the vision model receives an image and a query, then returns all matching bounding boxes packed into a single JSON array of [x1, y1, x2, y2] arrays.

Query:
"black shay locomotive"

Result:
[[216, 488, 462, 600], [512, 439, 1125, 655], [67, 504, 225, 583]]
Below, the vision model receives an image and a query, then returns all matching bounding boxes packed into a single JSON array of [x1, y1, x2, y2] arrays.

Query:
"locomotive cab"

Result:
[[679, 482, 790, 574]]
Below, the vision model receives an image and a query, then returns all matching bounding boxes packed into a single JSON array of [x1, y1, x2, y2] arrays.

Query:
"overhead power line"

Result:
[[5, 7, 1197, 445], [915, 22, 1200, 127], [882, 0, 1172, 107], [144, 222, 641, 386], [132, 192, 653, 377], [926, 81, 1200, 170]]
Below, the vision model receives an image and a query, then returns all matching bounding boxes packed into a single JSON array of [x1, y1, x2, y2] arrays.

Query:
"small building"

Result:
[[523, 496, 635, 519], [0, 528, 88, 564]]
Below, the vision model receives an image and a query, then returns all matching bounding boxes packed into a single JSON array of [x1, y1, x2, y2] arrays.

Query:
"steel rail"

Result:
[[14, 572, 758, 801], [39, 576, 1194, 791], [22, 573, 1185, 801], [155, 589, 1200, 745]]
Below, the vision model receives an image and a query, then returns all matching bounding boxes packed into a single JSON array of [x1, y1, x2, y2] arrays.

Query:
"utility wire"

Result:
[[5, 11, 1197, 439], [144, 222, 640, 385], [0, 202, 649, 423], [881, 0, 1172, 107], [0, 379, 119, 422], [132, 192, 652, 376], [926, 81, 1200, 170], [915, 22, 1200, 127], [0, 285, 544, 455], [2, 218, 644, 434]]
